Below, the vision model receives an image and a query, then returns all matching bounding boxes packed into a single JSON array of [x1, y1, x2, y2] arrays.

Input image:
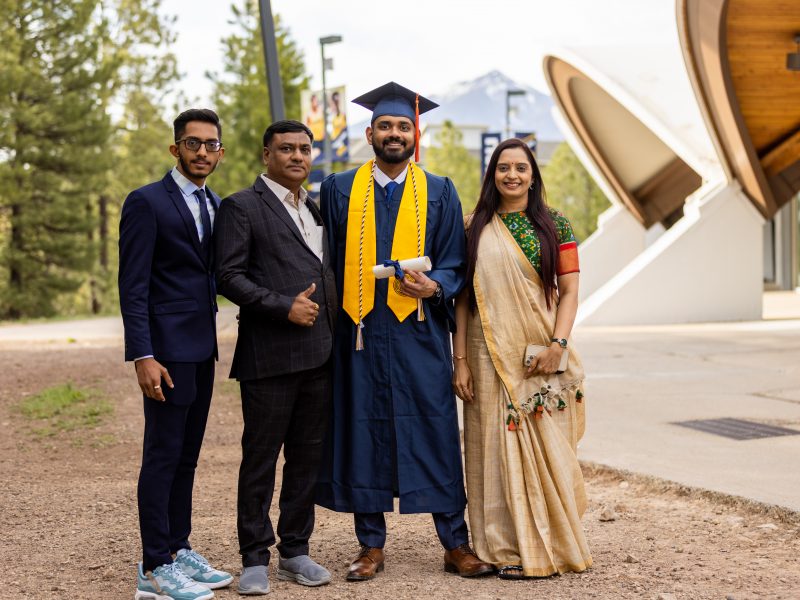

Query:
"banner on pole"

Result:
[[301, 86, 350, 166]]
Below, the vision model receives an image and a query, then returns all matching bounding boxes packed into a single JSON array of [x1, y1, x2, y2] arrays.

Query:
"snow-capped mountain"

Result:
[[348, 70, 563, 143], [428, 70, 563, 141]]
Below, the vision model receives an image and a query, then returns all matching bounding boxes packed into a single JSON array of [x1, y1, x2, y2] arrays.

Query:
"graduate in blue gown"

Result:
[[317, 82, 493, 580]]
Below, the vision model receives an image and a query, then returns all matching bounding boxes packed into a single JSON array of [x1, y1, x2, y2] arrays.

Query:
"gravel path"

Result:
[[2, 341, 798, 599]]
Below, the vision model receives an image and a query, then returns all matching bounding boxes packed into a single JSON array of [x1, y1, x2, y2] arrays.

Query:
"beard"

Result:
[[373, 136, 415, 164], [178, 152, 218, 178]]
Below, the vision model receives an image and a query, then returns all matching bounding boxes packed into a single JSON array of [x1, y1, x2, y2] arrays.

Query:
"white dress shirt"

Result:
[[261, 175, 324, 261], [373, 164, 408, 189], [170, 167, 215, 242]]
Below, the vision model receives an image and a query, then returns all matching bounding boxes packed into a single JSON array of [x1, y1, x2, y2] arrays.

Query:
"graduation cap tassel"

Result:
[[417, 298, 425, 321], [414, 93, 420, 163]]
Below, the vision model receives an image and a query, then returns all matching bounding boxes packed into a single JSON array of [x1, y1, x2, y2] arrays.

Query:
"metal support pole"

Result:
[[505, 89, 526, 140], [318, 35, 342, 176], [321, 43, 331, 176], [258, 0, 285, 122], [505, 92, 511, 140]]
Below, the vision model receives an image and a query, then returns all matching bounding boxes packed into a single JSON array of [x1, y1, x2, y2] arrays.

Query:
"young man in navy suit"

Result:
[[119, 108, 232, 600]]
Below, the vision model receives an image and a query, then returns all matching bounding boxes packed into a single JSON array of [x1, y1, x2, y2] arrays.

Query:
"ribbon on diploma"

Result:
[[382, 259, 404, 280], [372, 256, 432, 279]]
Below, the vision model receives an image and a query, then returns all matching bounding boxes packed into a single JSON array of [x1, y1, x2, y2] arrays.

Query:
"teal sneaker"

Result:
[[175, 549, 233, 590], [135, 562, 214, 600]]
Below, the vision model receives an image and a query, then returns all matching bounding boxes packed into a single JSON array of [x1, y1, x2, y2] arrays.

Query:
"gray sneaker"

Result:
[[277, 555, 331, 587], [238, 565, 269, 595]]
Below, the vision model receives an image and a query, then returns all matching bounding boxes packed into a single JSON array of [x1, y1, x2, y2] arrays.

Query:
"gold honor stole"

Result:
[[342, 160, 428, 349]]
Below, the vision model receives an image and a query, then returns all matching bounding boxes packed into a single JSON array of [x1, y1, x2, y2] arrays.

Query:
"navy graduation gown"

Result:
[[317, 167, 467, 514]]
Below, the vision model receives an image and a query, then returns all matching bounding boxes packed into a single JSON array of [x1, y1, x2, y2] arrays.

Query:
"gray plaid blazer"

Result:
[[215, 176, 337, 381]]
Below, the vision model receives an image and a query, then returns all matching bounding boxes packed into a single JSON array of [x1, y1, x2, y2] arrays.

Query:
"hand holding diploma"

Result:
[[372, 256, 432, 279], [398, 268, 438, 298], [372, 256, 438, 299]]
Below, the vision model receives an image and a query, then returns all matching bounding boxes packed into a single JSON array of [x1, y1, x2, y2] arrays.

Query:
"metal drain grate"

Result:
[[672, 418, 800, 441]]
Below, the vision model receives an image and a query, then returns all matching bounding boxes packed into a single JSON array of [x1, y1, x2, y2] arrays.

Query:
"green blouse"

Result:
[[499, 208, 576, 276]]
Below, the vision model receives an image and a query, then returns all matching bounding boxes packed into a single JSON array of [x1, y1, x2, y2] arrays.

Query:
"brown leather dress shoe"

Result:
[[443, 544, 495, 577], [346, 546, 385, 581]]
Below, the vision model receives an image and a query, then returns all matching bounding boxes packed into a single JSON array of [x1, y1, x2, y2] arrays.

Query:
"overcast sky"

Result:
[[159, 0, 671, 123]]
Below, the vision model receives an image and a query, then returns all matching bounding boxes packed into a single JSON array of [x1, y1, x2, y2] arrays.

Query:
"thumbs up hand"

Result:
[[288, 283, 320, 327]]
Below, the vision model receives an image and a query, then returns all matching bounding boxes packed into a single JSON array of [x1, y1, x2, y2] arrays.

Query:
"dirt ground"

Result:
[[2, 338, 799, 600]]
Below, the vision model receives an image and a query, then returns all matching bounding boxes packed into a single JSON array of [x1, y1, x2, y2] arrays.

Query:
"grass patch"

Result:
[[17, 383, 112, 438]]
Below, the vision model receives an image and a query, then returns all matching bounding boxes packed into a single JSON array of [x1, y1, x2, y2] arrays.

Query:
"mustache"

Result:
[[382, 137, 406, 147]]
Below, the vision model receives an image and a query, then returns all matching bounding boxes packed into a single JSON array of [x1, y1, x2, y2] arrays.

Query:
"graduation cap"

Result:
[[352, 81, 439, 162]]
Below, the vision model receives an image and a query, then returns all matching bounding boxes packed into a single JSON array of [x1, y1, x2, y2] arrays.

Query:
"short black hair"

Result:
[[263, 120, 313, 148], [174, 108, 222, 141]]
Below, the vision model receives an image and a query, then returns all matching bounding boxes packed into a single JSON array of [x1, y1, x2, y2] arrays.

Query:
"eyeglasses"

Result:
[[175, 137, 222, 152]]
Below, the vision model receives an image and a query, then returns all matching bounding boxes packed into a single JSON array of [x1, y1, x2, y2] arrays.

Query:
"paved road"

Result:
[[3, 304, 799, 512], [575, 319, 800, 511]]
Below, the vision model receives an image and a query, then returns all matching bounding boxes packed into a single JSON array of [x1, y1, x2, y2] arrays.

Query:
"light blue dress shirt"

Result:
[[170, 167, 215, 242]]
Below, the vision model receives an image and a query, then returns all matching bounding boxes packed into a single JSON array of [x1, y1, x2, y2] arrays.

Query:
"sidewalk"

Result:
[[3, 295, 800, 512], [574, 317, 800, 512], [0, 306, 241, 346]]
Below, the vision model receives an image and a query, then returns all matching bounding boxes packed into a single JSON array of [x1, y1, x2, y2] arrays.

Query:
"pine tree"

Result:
[[542, 142, 611, 242], [208, 1, 310, 196], [0, 1, 116, 319], [89, 0, 178, 314], [0, 0, 179, 318], [425, 121, 481, 214]]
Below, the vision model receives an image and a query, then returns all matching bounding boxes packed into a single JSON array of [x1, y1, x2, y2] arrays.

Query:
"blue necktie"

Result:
[[385, 181, 398, 203], [194, 188, 212, 253]]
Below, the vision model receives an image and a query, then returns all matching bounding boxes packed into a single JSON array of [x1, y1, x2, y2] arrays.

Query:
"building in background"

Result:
[[542, 0, 800, 325]]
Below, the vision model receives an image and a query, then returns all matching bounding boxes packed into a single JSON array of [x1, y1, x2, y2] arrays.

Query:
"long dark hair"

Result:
[[465, 138, 559, 310]]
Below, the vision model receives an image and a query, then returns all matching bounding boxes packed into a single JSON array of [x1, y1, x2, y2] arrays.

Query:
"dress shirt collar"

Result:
[[171, 166, 205, 197], [261, 174, 307, 205], [373, 163, 408, 188]]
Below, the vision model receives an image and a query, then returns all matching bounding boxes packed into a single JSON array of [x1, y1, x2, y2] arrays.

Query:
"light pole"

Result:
[[257, 0, 285, 122], [319, 35, 342, 176], [505, 89, 526, 139]]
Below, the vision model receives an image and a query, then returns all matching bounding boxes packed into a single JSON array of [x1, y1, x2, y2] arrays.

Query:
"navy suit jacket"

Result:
[[119, 171, 219, 363]]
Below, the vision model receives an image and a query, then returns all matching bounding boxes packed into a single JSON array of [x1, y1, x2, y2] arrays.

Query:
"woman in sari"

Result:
[[452, 138, 591, 579]]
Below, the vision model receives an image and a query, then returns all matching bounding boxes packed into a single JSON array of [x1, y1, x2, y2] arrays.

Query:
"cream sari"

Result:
[[463, 215, 592, 577]]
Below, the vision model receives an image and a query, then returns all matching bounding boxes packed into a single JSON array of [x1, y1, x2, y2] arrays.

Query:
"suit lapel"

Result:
[[255, 177, 320, 262], [162, 172, 205, 262]]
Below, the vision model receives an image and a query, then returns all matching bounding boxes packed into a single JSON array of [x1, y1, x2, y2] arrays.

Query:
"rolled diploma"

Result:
[[372, 256, 432, 279]]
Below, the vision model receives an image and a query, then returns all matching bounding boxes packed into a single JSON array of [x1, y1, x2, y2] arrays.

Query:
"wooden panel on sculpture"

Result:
[[544, 56, 702, 229], [726, 0, 800, 155], [634, 158, 703, 225]]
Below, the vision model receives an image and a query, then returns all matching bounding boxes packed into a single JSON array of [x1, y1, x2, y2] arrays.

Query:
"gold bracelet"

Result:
[[453, 355, 466, 360]]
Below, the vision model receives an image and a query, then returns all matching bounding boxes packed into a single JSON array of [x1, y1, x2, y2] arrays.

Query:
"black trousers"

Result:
[[138, 357, 214, 572], [237, 363, 330, 567]]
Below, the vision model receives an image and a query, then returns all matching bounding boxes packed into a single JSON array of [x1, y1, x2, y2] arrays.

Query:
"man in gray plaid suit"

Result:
[[215, 120, 337, 595]]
